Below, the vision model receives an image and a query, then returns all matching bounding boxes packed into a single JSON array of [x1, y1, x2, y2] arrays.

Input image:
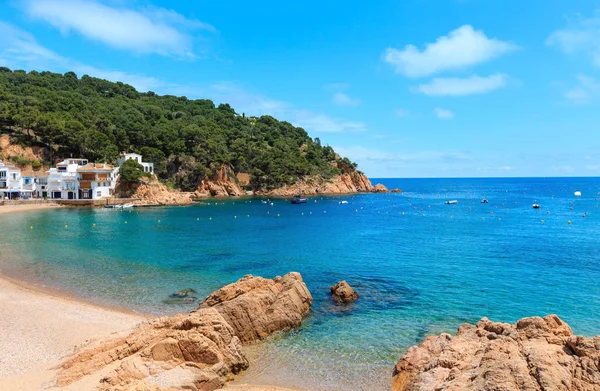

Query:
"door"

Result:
[[68, 192, 74, 200]]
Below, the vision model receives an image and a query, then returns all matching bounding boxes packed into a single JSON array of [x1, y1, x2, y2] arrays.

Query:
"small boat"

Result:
[[532, 204, 541, 209], [104, 203, 134, 209], [445, 200, 458, 205], [290, 195, 307, 204], [574, 191, 582, 197], [339, 200, 348, 204], [480, 199, 489, 204]]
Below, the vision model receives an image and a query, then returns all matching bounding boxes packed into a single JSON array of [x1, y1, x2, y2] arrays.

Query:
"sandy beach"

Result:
[[0, 203, 64, 215], [0, 275, 145, 390]]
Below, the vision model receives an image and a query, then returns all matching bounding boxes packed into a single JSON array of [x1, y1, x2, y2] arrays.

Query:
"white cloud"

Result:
[[383, 25, 517, 77], [547, 11, 600, 66], [23, 0, 214, 57], [434, 107, 455, 119], [564, 74, 600, 104], [415, 74, 508, 96], [332, 92, 360, 106]]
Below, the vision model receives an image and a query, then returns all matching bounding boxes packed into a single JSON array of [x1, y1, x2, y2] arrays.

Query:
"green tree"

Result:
[[119, 158, 146, 183]]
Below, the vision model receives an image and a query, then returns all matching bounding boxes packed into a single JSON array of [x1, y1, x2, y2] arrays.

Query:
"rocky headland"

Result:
[[392, 314, 600, 391], [57, 272, 312, 391], [116, 175, 194, 206]]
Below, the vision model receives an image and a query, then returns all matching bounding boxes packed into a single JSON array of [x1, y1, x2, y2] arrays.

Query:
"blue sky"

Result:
[[1, 0, 599, 178]]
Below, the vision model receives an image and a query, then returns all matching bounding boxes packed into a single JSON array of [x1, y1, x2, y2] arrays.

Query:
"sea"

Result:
[[1, 177, 600, 391]]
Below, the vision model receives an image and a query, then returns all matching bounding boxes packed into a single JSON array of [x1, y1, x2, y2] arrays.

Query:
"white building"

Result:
[[117, 153, 154, 174], [47, 159, 88, 200], [0, 161, 29, 199], [77, 162, 117, 199]]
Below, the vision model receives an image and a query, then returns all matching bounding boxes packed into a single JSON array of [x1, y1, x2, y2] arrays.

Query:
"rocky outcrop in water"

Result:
[[390, 188, 403, 193], [372, 183, 389, 193], [392, 314, 600, 391], [57, 272, 312, 391], [201, 272, 312, 343], [330, 281, 359, 304]]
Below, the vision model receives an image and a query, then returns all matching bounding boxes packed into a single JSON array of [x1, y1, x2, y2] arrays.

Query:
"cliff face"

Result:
[[392, 314, 600, 391], [57, 273, 312, 391], [256, 170, 374, 197], [195, 165, 244, 197], [192, 166, 374, 198], [116, 176, 192, 205]]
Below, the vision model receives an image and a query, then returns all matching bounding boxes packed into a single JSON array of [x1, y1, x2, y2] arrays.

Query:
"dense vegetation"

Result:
[[118, 158, 149, 184], [0, 68, 358, 190]]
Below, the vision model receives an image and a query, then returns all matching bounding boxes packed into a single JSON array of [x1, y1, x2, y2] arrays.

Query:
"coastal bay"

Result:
[[2, 177, 600, 390]]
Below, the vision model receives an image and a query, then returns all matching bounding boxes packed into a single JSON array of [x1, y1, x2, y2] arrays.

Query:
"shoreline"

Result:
[[0, 202, 64, 215], [0, 250, 303, 390]]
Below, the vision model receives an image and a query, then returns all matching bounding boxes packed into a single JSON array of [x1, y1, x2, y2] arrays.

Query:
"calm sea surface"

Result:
[[2, 177, 600, 390]]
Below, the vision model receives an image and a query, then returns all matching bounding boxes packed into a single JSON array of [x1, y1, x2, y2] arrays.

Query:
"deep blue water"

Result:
[[1, 177, 600, 390]]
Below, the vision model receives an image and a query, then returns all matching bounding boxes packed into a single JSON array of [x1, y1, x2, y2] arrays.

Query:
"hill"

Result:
[[0, 67, 370, 194]]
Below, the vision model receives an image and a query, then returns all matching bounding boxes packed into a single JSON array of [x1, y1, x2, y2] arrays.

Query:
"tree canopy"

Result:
[[0, 68, 356, 190]]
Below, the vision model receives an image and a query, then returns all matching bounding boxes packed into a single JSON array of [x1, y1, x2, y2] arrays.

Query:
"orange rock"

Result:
[[392, 314, 600, 391], [372, 183, 389, 193], [330, 280, 359, 304], [57, 272, 312, 391]]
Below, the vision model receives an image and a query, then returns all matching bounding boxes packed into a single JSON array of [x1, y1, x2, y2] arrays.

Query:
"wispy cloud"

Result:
[[0, 21, 364, 135], [383, 25, 517, 77], [564, 74, 600, 104], [22, 0, 214, 57], [0, 21, 162, 91], [193, 82, 366, 133], [415, 74, 508, 96], [547, 10, 600, 67], [332, 92, 360, 106], [434, 107, 455, 119]]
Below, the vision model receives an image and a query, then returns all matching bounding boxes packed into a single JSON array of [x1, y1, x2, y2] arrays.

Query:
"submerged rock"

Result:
[[390, 188, 403, 193], [330, 280, 359, 304], [163, 288, 199, 304], [58, 272, 312, 391], [392, 314, 600, 391]]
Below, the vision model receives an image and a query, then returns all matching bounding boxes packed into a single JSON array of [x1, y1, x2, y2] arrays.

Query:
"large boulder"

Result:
[[372, 183, 389, 193], [392, 314, 600, 391], [58, 272, 312, 391], [330, 280, 359, 304], [200, 272, 313, 343]]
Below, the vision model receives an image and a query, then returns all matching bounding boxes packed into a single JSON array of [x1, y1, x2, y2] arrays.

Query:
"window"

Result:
[[24, 178, 31, 185], [12, 173, 17, 180], [82, 191, 90, 199], [58, 166, 66, 172], [0, 171, 5, 178], [97, 191, 101, 197]]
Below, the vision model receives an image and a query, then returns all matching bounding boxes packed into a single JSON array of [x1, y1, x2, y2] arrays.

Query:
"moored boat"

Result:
[[445, 200, 458, 205], [533, 204, 541, 209], [290, 195, 307, 204], [481, 199, 489, 204]]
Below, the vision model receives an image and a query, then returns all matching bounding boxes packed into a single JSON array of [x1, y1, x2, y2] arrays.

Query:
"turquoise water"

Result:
[[2, 177, 600, 390]]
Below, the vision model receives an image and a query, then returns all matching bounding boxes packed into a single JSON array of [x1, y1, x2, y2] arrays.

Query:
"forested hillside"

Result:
[[0, 68, 358, 191]]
